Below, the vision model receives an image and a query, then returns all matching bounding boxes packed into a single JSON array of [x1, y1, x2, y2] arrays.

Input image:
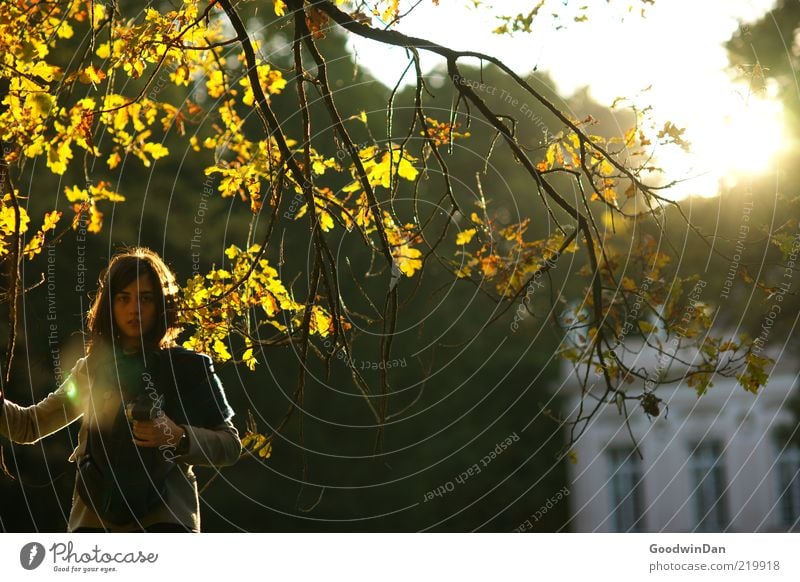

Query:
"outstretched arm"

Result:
[[0, 360, 86, 444]]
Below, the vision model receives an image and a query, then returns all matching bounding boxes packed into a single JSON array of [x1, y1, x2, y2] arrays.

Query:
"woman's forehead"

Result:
[[117, 273, 156, 293]]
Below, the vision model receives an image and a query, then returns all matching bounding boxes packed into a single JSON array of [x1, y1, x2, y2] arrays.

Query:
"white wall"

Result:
[[564, 364, 798, 532]]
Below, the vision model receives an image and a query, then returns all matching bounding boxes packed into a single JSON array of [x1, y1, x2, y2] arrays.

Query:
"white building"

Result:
[[564, 353, 800, 532]]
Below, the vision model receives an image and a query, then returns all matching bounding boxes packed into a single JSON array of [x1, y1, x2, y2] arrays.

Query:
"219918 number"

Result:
[[735, 560, 780, 571]]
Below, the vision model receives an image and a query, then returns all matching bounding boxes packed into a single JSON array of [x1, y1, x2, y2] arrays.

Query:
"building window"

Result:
[[607, 447, 645, 532], [776, 445, 800, 530], [689, 441, 728, 531]]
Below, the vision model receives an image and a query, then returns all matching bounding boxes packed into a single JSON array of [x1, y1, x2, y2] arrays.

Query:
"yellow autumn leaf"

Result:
[[143, 142, 169, 160], [263, 67, 287, 94], [213, 338, 232, 360], [242, 348, 257, 371], [90, 2, 107, 26], [79, 65, 106, 84], [42, 210, 61, 232], [90, 183, 125, 202], [362, 147, 419, 189], [657, 121, 690, 151], [28, 94, 54, 117], [225, 245, 240, 260], [394, 246, 422, 277], [170, 65, 191, 87], [239, 63, 286, 105], [319, 209, 334, 232], [123, 58, 146, 79], [309, 305, 333, 337], [394, 153, 419, 182], [65, 185, 89, 203], [481, 255, 499, 277], [96, 42, 111, 59], [623, 126, 637, 147], [0, 204, 30, 236], [653, 251, 671, 269], [206, 70, 226, 98], [294, 203, 308, 220], [456, 228, 477, 245], [638, 321, 654, 333], [274, 0, 287, 16], [107, 152, 122, 169], [537, 142, 558, 172], [23, 232, 44, 259], [86, 203, 103, 233], [47, 141, 73, 175], [311, 156, 337, 175], [381, 0, 400, 21], [500, 224, 523, 241], [51, 18, 73, 39], [598, 159, 615, 177], [260, 292, 280, 317], [207, 269, 232, 280]]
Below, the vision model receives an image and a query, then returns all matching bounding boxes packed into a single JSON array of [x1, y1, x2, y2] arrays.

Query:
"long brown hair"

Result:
[[86, 247, 180, 358]]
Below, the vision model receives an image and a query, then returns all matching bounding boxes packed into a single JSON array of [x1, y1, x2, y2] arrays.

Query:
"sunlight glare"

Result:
[[712, 93, 785, 175], [348, 0, 785, 199]]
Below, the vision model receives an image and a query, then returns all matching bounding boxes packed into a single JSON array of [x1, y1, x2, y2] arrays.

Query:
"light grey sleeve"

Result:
[[175, 419, 242, 468], [0, 359, 86, 444]]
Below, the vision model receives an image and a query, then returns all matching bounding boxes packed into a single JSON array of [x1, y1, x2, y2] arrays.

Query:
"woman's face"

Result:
[[113, 273, 157, 350]]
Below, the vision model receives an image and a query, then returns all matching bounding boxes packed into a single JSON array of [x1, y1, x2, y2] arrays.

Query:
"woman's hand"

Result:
[[132, 414, 185, 449]]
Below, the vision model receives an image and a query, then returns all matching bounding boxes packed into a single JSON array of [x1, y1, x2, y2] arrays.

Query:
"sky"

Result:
[[347, 0, 788, 199]]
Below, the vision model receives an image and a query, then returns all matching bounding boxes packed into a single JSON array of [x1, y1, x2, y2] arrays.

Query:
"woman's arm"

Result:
[[0, 361, 86, 444], [129, 413, 242, 467], [174, 419, 241, 467]]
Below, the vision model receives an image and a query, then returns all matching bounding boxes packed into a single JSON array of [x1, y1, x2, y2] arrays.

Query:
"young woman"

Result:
[[0, 248, 241, 532]]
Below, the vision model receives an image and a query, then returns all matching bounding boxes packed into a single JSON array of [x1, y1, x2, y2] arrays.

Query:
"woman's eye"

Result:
[[140, 295, 155, 304]]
